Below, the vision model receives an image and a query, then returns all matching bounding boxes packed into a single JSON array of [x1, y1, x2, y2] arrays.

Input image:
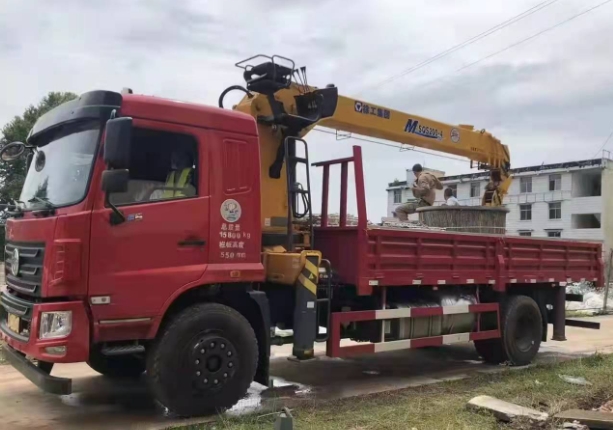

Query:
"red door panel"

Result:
[[89, 120, 210, 323]]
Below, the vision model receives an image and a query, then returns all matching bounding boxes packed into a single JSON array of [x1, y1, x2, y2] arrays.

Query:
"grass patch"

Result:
[[176, 354, 613, 430]]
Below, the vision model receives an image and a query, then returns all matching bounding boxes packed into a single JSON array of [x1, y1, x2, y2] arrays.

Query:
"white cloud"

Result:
[[1, 0, 613, 219]]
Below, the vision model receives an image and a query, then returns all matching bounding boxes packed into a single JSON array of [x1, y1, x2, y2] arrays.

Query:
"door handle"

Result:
[[178, 238, 206, 247]]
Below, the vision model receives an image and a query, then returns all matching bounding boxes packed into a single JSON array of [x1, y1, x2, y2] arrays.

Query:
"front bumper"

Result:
[[2, 343, 71, 394], [0, 295, 90, 363]]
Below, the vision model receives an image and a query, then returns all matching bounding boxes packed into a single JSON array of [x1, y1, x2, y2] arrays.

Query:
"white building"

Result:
[[385, 158, 613, 252]]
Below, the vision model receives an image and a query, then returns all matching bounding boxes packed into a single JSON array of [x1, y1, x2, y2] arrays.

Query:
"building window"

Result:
[[549, 202, 562, 219], [547, 230, 562, 238], [549, 174, 561, 191], [518, 231, 532, 237], [571, 213, 600, 229], [447, 183, 457, 197], [520, 204, 532, 221], [520, 177, 532, 193], [470, 182, 480, 198], [393, 189, 402, 204]]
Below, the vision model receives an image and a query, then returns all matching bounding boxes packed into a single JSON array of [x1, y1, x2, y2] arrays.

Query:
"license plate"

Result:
[[7, 314, 19, 333]]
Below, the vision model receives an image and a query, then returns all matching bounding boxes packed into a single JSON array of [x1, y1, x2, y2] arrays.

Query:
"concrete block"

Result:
[[467, 395, 549, 422], [555, 409, 613, 429]]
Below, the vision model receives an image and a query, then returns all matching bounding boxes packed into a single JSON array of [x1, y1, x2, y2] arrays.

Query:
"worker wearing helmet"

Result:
[[394, 164, 443, 221]]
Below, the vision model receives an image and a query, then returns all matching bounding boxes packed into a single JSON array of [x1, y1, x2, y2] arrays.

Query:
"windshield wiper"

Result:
[[28, 196, 56, 215]]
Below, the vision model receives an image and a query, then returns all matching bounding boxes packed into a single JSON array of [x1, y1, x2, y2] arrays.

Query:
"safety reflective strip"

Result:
[[374, 339, 413, 353], [442, 304, 470, 315], [298, 257, 320, 295], [373, 332, 473, 353], [298, 273, 317, 295], [163, 168, 191, 198], [99, 317, 151, 324], [375, 308, 410, 319], [373, 304, 473, 320], [304, 259, 319, 276], [442, 333, 470, 344]]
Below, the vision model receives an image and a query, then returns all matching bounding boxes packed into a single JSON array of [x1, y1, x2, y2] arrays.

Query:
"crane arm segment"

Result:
[[228, 56, 511, 208], [319, 95, 510, 172]]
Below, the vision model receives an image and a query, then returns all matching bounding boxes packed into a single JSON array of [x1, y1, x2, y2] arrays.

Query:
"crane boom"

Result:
[[226, 55, 511, 237], [320, 95, 510, 174]]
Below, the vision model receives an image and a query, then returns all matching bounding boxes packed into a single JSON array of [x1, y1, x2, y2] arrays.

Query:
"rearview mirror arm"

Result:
[[105, 194, 126, 226]]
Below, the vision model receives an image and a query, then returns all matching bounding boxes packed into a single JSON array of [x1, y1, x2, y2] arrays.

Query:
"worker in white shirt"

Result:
[[443, 188, 460, 206]]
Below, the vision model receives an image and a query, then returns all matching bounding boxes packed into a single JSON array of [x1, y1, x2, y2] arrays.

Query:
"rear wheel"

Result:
[[147, 303, 258, 417], [87, 350, 145, 378], [474, 295, 542, 366]]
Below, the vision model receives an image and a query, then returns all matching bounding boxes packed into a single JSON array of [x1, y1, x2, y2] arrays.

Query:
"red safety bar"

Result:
[[326, 302, 501, 358], [312, 146, 367, 229]]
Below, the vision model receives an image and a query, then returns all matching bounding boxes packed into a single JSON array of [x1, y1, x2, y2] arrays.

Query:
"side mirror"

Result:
[[0, 142, 26, 162], [101, 169, 129, 193], [104, 117, 132, 169]]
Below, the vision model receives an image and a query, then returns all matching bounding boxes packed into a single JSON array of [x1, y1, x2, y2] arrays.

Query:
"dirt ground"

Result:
[[1, 316, 613, 430]]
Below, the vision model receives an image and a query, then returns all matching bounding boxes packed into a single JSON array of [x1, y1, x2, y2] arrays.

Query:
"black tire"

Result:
[[147, 303, 258, 417], [87, 350, 145, 378], [474, 338, 507, 364], [474, 295, 542, 366]]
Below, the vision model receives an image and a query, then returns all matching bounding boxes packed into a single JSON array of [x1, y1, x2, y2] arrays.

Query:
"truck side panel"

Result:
[[315, 227, 602, 294]]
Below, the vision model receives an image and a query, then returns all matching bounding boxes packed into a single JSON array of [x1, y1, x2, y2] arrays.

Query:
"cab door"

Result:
[[89, 119, 210, 336]]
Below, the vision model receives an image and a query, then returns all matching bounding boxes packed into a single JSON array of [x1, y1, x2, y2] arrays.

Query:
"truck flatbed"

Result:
[[312, 146, 603, 296], [316, 225, 603, 295]]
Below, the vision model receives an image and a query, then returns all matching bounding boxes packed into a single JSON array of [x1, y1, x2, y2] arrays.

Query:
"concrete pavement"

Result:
[[1, 316, 613, 430]]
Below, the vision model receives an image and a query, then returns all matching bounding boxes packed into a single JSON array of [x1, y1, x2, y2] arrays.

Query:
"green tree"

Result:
[[0, 92, 78, 203]]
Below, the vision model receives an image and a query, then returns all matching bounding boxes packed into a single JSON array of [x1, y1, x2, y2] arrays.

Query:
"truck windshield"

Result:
[[20, 120, 100, 210]]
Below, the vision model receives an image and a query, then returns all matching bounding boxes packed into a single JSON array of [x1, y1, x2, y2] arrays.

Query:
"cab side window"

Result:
[[109, 128, 198, 206]]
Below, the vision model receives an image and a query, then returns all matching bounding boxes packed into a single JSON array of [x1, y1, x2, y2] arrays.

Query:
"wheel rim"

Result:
[[514, 312, 538, 352], [189, 335, 238, 393]]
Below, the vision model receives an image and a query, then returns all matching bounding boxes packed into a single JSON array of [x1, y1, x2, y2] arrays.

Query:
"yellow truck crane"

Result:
[[2, 55, 597, 417], [224, 54, 511, 240]]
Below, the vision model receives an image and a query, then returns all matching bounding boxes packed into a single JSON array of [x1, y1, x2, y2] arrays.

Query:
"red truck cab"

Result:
[[1, 90, 269, 395]]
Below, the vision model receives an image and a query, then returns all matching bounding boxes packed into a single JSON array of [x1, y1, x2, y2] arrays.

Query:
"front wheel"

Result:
[[474, 295, 542, 366], [147, 303, 258, 417]]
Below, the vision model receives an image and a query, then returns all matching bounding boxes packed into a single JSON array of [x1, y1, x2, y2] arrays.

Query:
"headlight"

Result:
[[39, 311, 72, 339]]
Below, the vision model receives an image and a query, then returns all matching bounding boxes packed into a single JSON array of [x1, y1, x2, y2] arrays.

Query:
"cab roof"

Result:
[[121, 93, 258, 136]]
